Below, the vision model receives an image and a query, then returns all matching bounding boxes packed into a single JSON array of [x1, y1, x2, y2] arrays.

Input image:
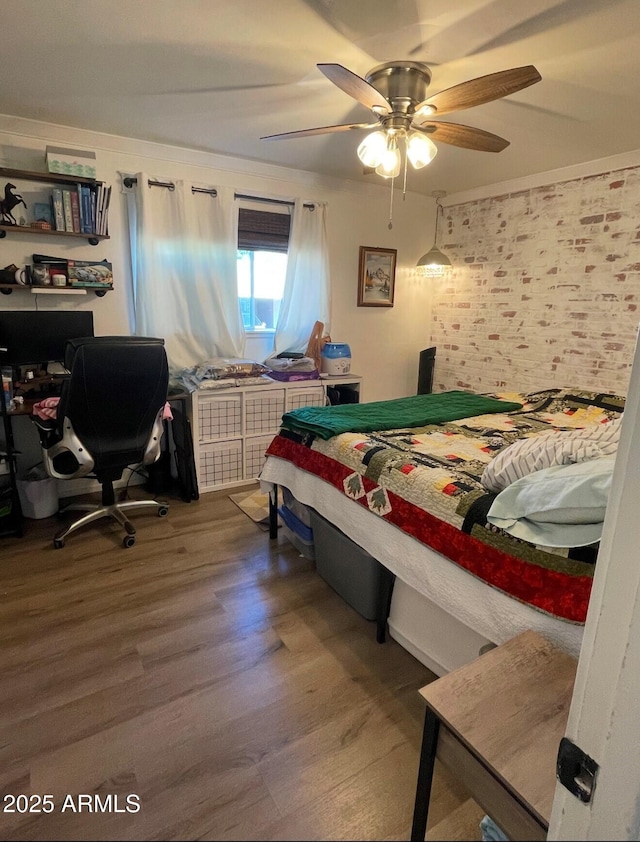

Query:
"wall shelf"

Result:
[[0, 166, 109, 244], [0, 224, 106, 245], [31, 287, 87, 296], [0, 283, 110, 297], [0, 166, 101, 186]]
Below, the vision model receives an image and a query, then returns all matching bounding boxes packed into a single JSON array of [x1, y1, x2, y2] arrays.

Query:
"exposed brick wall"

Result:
[[432, 166, 640, 396]]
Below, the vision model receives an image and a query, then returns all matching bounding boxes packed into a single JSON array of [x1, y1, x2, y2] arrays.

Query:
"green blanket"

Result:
[[281, 390, 523, 440]]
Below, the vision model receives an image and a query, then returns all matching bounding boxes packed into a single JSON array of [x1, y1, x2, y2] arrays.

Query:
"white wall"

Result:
[[0, 115, 434, 404]]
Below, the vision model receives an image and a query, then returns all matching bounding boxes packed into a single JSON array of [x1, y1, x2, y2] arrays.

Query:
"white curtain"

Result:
[[272, 200, 330, 356], [125, 173, 244, 370]]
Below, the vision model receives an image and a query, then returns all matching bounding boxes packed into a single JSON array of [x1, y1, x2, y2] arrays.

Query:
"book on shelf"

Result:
[[91, 184, 99, 234], [95, 184, 103, 235], [62, 190, 74, 232], [94, 184, 101, 233], [51, 188, 65, 231], [77, 184, 89, 233], [98, 185, 111, 236], [87, 184, 98, 234], [77, 185, 85, 233], [69, 190, 81, 233]]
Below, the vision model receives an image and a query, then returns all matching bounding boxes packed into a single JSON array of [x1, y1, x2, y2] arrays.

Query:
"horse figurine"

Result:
[[0, 183, 27, 225]]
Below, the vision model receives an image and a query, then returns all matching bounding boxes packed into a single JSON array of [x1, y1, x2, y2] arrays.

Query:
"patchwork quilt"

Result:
[[265, 388, 625, 622]]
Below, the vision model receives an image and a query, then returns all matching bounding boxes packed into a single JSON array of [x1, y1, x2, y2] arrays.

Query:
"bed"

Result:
[[259, 387, 624, 673]]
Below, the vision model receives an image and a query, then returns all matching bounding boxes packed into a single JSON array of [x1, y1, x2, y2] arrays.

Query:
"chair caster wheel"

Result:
[[123, 535, 136, 548], [157, 505, 169, 518], [53, 538, 65, 549]]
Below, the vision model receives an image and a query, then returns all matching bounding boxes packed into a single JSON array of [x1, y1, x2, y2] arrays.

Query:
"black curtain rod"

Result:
[[122, 176, 314, 208], [236, 193, 315, 210]]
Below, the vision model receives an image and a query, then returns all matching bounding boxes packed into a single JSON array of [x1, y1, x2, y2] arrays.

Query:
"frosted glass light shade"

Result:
[[407, 132, 437, 169], [356, 131, 388, 168], [417, 244, 451, 277], [375, 146, 401, 178]]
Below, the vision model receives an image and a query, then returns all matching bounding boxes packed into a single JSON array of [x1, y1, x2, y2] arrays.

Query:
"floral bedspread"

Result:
[[265, 388, 625, 622]]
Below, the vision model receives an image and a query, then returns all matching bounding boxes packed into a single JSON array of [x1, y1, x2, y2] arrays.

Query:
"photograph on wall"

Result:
[[357, 246, 397, 307]]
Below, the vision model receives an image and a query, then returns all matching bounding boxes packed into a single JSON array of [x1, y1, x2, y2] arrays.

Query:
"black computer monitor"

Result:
[[0, 310, 95, 367]]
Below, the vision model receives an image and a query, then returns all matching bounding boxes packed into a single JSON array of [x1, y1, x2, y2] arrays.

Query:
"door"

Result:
[[549, 334, 640, 840]]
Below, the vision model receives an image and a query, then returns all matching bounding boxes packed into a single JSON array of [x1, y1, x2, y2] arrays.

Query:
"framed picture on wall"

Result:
[[357, 246, 397, 307]]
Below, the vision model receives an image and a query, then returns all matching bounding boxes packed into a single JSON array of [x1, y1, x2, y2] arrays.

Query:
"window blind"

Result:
[[238, 208, 291, 252]]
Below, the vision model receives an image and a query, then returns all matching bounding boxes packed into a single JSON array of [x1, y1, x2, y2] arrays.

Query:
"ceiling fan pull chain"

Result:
[[402, 141, 409, 199], [388, 178, 395, 229]]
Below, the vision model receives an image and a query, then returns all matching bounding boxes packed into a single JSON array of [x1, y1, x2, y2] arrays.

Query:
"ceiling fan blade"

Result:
[[261, 122, 378, 141], [415, 65, 541, 117], [415, 121, 510, 152], [317, 63, 391, 115]]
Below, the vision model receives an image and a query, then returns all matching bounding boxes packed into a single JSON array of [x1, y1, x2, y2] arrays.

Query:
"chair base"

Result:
[[54, 499, 169, 549]]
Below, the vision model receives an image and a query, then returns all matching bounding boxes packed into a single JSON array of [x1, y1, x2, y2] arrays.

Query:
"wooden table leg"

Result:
[[411, 707, 440, 841]]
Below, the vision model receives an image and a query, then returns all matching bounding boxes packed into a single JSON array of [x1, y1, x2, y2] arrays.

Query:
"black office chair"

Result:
[[33, 336, 170, 548]]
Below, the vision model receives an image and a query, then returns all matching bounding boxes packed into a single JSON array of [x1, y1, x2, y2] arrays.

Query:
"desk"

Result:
[[11, 374, 69, 413], [410, 630, 576, 841], [1, 382, 197, 541]]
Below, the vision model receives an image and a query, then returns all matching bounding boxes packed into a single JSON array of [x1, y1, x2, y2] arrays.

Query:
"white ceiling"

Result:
[[2, 0, 640, 195]]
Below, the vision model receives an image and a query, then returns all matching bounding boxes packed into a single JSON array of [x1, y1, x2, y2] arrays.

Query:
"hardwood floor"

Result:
[[0, 484, 483, 841]]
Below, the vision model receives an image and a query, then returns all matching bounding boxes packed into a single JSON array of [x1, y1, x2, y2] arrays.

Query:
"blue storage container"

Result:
[[278, 493, 315, 560]]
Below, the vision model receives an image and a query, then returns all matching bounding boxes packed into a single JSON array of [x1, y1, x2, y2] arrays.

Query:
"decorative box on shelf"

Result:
[[45, 146, 97, 179], [67, 258, 113, 291]]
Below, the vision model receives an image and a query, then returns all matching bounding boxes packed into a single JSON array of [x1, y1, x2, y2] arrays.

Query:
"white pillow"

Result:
[[481, 417, 622, 493], [487, 456, 616, 547]]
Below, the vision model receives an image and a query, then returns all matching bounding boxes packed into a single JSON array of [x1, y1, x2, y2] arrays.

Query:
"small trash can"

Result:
[[17, 466, 58, 519]]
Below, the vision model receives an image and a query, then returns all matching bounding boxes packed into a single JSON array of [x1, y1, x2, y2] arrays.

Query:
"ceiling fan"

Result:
[[261, 61, 541, 180]]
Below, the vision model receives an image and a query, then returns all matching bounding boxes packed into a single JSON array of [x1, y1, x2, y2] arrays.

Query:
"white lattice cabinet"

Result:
[[190, 376, 362, 493]]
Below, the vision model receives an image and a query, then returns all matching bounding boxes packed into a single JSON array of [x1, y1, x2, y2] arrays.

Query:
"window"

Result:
[[237, 207, 290, 331]]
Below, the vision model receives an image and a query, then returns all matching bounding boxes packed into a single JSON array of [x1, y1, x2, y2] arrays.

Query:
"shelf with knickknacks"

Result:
[[0, 165, 113, 297], [0, 259, 113, 297], [0, 167, 110, 246]]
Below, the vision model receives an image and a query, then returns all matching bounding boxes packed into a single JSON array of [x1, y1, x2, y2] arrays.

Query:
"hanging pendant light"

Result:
[[417, 191, 451, 277]]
